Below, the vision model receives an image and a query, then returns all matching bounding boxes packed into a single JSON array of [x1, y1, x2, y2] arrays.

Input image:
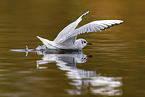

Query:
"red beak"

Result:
[[87, 42, 92, 45]]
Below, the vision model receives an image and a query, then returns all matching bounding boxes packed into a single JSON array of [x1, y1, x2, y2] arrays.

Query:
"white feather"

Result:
[[54, 11, 89, 43], [37, 11, 123, 50], [60, 20, 123, 43]]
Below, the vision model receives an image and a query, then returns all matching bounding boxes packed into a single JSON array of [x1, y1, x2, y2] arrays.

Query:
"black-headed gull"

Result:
[[37, 11, 123, 50]]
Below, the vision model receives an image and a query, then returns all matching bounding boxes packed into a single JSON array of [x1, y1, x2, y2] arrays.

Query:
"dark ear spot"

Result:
[[82, 40, 83, 44]]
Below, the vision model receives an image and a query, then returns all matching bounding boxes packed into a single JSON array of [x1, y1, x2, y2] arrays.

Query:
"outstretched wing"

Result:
[[54, 11, 89, 44], [57, 20, 123, 43]]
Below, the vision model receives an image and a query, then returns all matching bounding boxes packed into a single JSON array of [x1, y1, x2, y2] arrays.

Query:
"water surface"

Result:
[[0, 0, 145, 97]]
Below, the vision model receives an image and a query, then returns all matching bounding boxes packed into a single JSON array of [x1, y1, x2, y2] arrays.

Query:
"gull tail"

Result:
[[37, 36, 55, 49]]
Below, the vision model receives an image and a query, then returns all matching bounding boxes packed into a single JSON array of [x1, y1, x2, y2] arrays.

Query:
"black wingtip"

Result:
[[82, 11, 89, 17]]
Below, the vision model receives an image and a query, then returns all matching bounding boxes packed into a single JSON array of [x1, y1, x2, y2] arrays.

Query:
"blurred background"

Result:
[[0, 0, 145, 97]]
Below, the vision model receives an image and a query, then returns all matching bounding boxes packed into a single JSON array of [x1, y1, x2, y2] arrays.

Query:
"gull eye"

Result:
[[84, 41, 86, 43]]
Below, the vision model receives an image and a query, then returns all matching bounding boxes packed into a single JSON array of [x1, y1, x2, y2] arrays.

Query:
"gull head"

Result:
[[75, 39, 89, 50]]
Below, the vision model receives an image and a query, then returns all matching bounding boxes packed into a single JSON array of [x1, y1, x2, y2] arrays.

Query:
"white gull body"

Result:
[[37, 11, 123, 50]]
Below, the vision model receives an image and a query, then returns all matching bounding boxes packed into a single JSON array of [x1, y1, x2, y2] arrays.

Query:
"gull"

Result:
[[37, 11, 123, 50]]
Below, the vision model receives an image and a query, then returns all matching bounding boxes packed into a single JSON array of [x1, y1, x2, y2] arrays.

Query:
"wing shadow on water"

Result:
[[35, 49, 122, 96]]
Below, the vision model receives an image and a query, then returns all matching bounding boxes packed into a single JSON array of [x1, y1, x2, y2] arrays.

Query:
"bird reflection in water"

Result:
[[36, 49, 122, 96]]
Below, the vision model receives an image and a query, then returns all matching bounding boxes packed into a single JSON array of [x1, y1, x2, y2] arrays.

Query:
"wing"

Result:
[[59, 36, 77, 46], [54, 11, 89, 44], [58, 20, 123, 43]]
